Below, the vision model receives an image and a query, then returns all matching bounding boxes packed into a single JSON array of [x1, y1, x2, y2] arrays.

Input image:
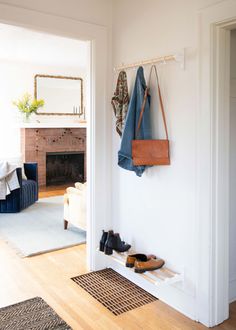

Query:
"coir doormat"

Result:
[[71, 268, 157, 315], [0, 297, 71, 330]]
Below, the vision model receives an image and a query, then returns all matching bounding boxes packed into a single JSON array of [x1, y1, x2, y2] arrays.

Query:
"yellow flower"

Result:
[[13, 93, 45, 115]]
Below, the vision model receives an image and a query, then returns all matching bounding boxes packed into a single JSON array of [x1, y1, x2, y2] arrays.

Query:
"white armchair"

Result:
[[63, 182, 87, 231]]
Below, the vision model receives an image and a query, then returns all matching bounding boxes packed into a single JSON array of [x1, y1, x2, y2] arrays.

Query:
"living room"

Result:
[[0, 22, 88, 258]]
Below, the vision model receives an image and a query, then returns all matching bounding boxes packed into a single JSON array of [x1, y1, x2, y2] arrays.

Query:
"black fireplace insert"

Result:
[[46, 151, 84, 186]]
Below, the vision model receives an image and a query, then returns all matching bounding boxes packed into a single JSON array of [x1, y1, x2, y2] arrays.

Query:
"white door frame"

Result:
[[0, 3, 111, 270], [197, 1, 236, 327]]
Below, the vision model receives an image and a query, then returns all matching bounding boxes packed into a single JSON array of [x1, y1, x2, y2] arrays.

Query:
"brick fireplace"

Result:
[[21, 127, 86, 187]]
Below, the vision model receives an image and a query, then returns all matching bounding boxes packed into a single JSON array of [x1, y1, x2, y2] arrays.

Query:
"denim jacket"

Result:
[[118, 66, 152, 177]]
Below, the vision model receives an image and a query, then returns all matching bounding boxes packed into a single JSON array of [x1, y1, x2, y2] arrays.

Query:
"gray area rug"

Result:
[[0, 297, 71, 330], [0, 196, 86, 257]]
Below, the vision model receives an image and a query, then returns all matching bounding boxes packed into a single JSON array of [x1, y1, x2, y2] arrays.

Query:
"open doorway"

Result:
[[0, 23, 89, 260], [0, 6, 110, 325], [197, 2, 236, 326]]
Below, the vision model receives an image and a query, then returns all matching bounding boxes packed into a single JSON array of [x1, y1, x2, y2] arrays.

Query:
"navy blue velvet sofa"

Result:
[[0, 163, 38, 213]]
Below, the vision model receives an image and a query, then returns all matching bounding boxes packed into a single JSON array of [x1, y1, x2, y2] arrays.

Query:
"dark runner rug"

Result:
[[0, 297, 71, 330], [72, 268, 157, 315]]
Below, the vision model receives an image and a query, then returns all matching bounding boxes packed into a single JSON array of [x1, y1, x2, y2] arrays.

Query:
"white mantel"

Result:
[[18, 122, 87, 128]]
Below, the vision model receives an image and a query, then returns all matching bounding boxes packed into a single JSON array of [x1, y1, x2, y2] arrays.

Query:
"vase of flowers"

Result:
[[13, 93, 45, 122]]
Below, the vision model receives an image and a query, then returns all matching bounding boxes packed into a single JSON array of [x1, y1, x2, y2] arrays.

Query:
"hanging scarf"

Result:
[[111, 71, 129, 136]]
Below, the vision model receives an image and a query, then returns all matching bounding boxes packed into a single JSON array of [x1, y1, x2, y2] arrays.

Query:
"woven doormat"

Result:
[[0, 297, 71, 330], [72, 268, 157, 315]]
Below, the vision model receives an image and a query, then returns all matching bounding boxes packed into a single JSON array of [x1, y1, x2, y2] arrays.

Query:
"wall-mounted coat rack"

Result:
[[114, 49, 185, 72]]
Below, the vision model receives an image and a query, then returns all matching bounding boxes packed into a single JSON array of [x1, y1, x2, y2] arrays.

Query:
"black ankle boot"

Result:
[[104, 230, 114, 255], [99, 230, 108, 252], [113, 233, 131, 253], [104, 233, 131, 255]]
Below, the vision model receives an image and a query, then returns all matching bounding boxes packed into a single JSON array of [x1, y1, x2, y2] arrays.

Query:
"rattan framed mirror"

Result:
[[34, 74, 84, 116]]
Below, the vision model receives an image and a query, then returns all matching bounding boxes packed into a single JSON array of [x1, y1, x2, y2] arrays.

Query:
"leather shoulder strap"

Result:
[[135, 87, 148, 138], [136, 65, 169, 140]]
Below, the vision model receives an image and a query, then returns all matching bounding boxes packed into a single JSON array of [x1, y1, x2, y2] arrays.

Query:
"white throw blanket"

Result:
[[0, 161, 20, 200]]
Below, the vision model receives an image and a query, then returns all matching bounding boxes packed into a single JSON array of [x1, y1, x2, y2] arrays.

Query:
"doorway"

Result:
[[0, 3, 111, 272], [0, 22, 89, 260], [198, 2, 236, 326]]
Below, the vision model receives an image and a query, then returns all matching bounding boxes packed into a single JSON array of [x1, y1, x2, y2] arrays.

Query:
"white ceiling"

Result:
[[0, 23, 89, 68]]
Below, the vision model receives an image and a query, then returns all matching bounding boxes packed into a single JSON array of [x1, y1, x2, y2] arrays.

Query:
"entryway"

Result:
[[0, 2, 110, 273]]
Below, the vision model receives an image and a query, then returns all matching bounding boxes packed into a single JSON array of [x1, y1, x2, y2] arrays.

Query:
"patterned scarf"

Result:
[[111, 71, 129, 136]]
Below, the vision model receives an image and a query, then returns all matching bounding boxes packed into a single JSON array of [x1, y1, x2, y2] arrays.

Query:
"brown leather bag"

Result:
[[132, 65, 170, 166]]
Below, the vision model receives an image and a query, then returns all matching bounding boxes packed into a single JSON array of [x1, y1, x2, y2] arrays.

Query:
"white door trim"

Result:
[[197, 1, 236, 326], [0, 3, 111, 270]]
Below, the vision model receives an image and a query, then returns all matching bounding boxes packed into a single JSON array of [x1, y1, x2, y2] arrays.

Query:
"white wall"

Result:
[[111, 0, 221, 321], [229, 29, 236, 303], [0, 23, 88, 157], [0, 0, 112, 27]]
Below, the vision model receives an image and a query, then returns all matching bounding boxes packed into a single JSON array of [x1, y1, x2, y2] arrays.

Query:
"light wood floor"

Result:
[[1, 241, 236, 330], [39, 184, 69, 198], [0, 188, 235, 329]]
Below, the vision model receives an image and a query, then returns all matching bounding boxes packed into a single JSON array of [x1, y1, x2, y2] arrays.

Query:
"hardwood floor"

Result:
[[0, 240, 235, 329], [39, 184, 70, 198], [0, 187, 235, 329]]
